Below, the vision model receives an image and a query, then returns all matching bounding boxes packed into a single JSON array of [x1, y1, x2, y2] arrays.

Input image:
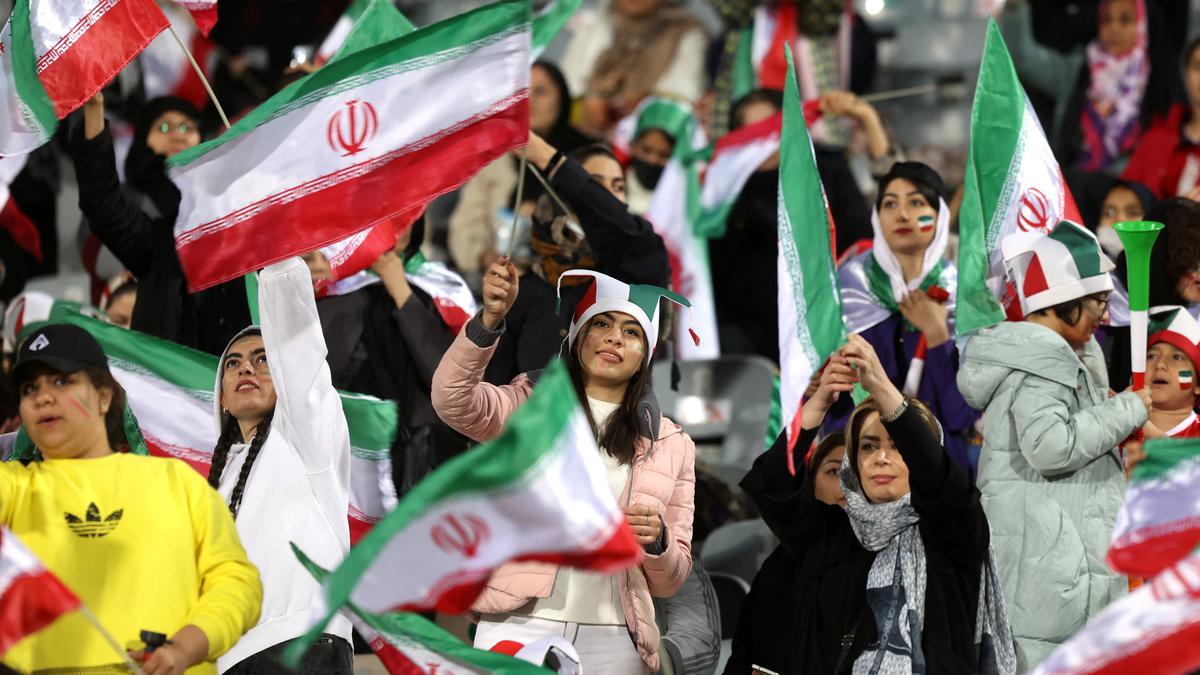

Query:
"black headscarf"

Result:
[[532, 61, 592, 153], [874, 162, 946, 212], [123, 96, 200, 207]]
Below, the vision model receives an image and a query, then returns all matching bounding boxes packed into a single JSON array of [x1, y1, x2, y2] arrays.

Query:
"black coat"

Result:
[[318, 282, 469, 496], [72, 125, 250, 355], [484, 156, 670, 384], [737, 407, 991, 674]]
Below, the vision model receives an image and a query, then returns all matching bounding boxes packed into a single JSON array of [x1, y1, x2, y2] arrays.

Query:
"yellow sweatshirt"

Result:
[[0, 453, 261, 673]]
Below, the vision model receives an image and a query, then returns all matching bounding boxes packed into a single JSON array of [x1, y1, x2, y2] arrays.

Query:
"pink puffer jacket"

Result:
[[431, 319, 696, 672]]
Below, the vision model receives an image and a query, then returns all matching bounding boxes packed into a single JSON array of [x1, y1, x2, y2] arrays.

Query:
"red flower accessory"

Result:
[[927, 285, 950, 303]]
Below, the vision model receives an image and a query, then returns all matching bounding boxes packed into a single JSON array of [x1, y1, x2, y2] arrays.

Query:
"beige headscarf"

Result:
[[586, 2, 704, 112]]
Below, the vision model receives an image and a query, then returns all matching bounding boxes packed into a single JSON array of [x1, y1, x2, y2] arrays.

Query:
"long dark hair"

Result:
[[566, 317, 654, 466], [207, 410, 274, 519], [83, 367, 128, 453]]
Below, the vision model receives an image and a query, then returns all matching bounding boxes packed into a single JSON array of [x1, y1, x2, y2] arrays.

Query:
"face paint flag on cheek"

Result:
[[917, 214, 935, 233], [1180, 370, 1194, 391]]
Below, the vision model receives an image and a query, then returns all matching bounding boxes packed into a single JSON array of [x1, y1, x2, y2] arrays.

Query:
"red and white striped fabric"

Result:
[[172, 0, 217, 36], [0, 526, 81, 655], [137, 2, 217, 110]]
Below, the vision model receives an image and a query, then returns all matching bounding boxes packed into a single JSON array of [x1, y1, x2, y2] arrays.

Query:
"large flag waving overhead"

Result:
[[1, 0, 169, 156], [168, 0, 530, 292], [173, 0, 218, 37], [138, 2, 218, 110], [777, 45, 846, 453], [956, 19, 1082, 335], [293, 360, 641, 648], [5, 295, 400, 544]]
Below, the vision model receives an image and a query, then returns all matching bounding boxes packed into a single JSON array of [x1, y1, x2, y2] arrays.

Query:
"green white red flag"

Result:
[[319, 0, 416, 65], [777, 45, 847, 453], [1, 0, 169, 156], [293, 546, 553, 675], [318, 252, 477, 335], [0, 527, 81, 655], [168, 0, 530, 292], [137, 1, 217, 110], [173, 0, 217, 36], [1109, 437, 1200, 578], [531, 0, 582, 60], [4, 294, 400, 545], [695, 111, 781, 238], [292, 360, 641, 645], [956, 19, 1083, 335]]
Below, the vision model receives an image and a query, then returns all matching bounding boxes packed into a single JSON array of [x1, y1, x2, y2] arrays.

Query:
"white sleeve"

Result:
[[258, 257, 350, 480]]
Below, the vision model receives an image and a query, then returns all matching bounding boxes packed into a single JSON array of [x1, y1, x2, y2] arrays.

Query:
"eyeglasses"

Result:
[[156, 122, 194, 135], [1084, 294, 1110, 316]]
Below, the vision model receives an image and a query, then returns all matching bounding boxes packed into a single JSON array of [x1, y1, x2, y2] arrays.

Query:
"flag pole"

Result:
[[79, 605, 148, 675], [505, 153, 529, 258], [165, 23, 231, 130]]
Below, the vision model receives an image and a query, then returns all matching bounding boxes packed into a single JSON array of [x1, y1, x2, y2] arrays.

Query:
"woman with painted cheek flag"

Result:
[[69, 93, 251, 356], [206, 257, 353, 673], [0, 323, 261, 673], [958, 219, 1152, 670], [431, 266, 697, 674], [834, 161, 978, 478], [740, 335, 1015, 675], [481, 133, 670, 386]]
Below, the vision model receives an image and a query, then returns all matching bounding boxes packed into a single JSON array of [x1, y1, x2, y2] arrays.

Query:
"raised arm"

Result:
[[258, 257, 350, 478], [431, 259, 534, 442]]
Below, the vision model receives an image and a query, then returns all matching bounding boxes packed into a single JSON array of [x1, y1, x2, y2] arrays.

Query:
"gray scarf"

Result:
[[841, 454, 1016, 675]]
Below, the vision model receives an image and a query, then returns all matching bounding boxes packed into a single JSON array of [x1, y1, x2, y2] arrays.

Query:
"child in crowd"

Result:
[[2, 324, 261, 673], [958, 220, 1150, 670], [1144, 307, 1200, 439]]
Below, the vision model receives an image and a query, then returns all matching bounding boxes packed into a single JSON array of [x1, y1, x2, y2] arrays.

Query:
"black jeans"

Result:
[[224, 634, 353, 674]]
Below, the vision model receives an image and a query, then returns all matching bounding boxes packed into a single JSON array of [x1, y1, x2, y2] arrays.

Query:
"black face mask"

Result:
[[630, 158, 665, 190]]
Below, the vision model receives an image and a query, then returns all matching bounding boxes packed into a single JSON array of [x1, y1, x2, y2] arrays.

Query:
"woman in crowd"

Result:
[[741, 334, 1014, 674], [482, 133, 669, 385], [561, 0, 708, 136], [724, 432, 845, 675], [1123, 36, 1200, 197], [1108, 197, 1200, 388], [958, 220, 1150, 670], [619, 99, 692, 216], [206, 257, 353, 673], [999, 0, 1181, 174], [73, 93, 251, 356], [837, 161, 977, 475], [1, 323, 261, 673], [432, 265, 696, 674], [448, 61, 593, 279], [1094, 178, 1157, 256]]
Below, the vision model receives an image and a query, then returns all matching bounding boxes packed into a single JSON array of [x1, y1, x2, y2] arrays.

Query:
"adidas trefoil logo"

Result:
[[64, 502, 123, 538]]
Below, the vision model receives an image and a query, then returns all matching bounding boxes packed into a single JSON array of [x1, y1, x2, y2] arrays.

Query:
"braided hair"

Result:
[[207, 410, 274, 519]]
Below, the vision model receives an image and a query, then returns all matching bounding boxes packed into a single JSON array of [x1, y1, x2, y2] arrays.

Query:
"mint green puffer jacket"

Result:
[[958, 321, 1146, 672]]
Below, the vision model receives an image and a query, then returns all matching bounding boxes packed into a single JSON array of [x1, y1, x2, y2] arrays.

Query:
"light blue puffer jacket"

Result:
[[957, 321, 1146, 672]]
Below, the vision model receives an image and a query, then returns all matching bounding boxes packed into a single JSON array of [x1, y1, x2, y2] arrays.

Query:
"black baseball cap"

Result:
[[12, 324, 109, 387]]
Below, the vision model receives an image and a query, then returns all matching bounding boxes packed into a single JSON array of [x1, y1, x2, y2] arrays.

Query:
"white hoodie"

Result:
[[212, 258, 352, 670]]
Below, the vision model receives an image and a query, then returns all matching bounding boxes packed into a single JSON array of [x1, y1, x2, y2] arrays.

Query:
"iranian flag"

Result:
[[1032, 548, 1200, 675], [1109, 437, 1200, 578], [137, 1, 217, 110], [293, 547, 553, 675], [956, 19, 1082, 335], [173, 0, 217, 37], [320, 0, 416, 65], [695, 111, 781, 238], [531, 0, 582, 60], [0, 527, 81, 655], [293, 360, 641, 639], [777, 45, 846, 453], [1, 0, 169, 156], [168, 0, 530, 292], [7, 295, 400, 544]]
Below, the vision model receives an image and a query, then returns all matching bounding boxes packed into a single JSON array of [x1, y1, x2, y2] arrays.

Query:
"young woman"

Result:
[[725, 432, 845, 675], [1123, 36, 1200, 197], [1094, 178, 1157, 256], [432, 265, 696, 674], [206, 257, 353, 673], [74, 94, 251, 355], [1, 323, 261, 674], [838, 162, 977, 475], [741, 335, 1014, 674], [959, 220, 1150, 669]]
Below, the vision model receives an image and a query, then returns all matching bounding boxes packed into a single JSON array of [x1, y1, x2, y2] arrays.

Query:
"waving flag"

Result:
[[695, 111, 781, 238], [1109, 437, 1200, 578], [169, 0, 530, 292], [174, 0, 217, 36], [6, 296, 399, 543], [137, 2, 217, 110], [956, 19, 1082, 335], [777, 45, 846, 453], [292, 361, 641, 654], [0, 527, 80, 655], [319, 252, 477, 335], [531, 0, 581, 60], [1, 0, 169, 156]]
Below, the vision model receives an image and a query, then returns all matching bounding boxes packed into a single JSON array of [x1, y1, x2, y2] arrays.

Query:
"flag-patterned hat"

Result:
[[1001, 220, 1114, 315], [556, 270, 697, 364], [1149, 306, 1200, 372]]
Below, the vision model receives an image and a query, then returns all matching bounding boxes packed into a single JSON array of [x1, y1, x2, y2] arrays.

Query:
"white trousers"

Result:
[[475, 614, 649, 675]]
